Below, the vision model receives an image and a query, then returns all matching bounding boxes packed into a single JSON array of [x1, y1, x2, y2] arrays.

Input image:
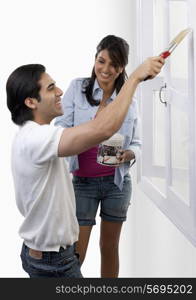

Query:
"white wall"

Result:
[[0, 0, 135, 277]]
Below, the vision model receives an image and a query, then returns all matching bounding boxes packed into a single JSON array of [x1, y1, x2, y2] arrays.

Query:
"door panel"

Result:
[[137, 0, 196, 246]]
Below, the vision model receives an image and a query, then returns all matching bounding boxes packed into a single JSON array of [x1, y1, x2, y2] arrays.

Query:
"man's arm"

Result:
[[58, 56, 164, 157]]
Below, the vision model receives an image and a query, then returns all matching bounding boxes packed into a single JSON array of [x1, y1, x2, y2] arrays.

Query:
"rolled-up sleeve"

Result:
[[129, 115, 142, 162], [127, 100, 142, 163]]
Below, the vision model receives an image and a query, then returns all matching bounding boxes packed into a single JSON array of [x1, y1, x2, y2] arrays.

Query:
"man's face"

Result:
[[35, 72, 63, 123]]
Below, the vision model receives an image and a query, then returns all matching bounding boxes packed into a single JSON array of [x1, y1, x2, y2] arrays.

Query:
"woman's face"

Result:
[[94, 49, 123, 87]]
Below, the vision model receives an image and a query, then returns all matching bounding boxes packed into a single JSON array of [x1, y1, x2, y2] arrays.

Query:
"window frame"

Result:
[[136, 0, 196, 246]]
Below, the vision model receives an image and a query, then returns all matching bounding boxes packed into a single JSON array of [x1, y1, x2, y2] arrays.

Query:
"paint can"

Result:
[[97, 133, 124, 166]]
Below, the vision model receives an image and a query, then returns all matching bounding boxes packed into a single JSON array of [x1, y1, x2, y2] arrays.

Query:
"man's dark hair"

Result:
[[6, 64, 46, 125], [82, 35, 129, 106]]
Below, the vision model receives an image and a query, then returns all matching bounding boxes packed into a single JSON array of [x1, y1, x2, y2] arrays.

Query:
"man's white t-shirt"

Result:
[[11, 121, 79, 251]]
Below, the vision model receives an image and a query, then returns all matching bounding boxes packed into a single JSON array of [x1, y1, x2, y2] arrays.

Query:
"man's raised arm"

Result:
[[58, 56, 164, 157]]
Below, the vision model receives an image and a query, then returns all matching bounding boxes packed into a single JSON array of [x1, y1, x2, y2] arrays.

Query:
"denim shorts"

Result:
[[72, 174, 131, 225], [20, 243, 82, 278]]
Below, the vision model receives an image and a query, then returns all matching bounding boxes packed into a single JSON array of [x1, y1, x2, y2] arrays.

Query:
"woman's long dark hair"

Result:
[[82, 35, 129, 106]]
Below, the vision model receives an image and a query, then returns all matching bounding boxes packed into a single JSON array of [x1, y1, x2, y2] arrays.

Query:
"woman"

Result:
[[55, 35, 141, 277]]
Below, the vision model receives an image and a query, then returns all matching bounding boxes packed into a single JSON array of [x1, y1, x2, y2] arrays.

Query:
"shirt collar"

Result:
[[92, 79, 117, 101]]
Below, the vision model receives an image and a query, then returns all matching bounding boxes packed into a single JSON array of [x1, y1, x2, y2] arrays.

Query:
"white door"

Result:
[[137, 0, 196, 246]]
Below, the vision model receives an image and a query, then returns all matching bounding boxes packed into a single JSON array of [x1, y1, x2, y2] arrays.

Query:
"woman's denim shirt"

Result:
[[55, 78, 141, 190]]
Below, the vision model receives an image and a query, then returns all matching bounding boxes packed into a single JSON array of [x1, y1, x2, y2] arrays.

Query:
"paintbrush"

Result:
[[144, 28, 192, 80], [160, 27, 192, 58]]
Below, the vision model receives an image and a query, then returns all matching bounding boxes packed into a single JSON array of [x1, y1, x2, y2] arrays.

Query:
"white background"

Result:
[[1, 0, 195, 279], [0, 0, 135, 277]]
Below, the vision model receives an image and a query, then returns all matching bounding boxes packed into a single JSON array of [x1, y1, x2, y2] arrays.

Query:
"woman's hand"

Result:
[[117, 149, 135, 163]]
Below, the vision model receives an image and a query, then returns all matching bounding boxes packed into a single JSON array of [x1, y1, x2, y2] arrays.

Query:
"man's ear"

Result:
[[24, 97, 37, 110]]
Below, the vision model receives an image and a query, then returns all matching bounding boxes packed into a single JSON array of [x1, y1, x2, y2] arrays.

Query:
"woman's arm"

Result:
[[119, 101, 141, 164]]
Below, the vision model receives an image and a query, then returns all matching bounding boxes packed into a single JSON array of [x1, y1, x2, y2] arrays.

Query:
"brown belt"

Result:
[[29, 248, 43, 259]]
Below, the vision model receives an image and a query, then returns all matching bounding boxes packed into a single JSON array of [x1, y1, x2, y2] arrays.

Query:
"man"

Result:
[[6, 57, 164, 278]]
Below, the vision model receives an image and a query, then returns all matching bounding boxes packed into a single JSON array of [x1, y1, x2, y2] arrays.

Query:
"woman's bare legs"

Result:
[[100, 220, 123, 277]]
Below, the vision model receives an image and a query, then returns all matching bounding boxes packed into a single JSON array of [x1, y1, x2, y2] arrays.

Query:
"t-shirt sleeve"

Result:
[[23, 124, 64, 165]]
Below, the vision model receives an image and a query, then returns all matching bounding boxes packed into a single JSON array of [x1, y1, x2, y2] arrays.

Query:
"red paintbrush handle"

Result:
[[161, 51, 171, 59]]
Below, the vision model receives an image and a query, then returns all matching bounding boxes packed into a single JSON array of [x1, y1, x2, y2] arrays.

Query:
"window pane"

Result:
[[170, 104, 189, 204], [169, 0, 190, 205], [153, 0, 165, 77], [153, 91, 166, 166], [169, 1, 188, 93], [149, 90, 166, 196]]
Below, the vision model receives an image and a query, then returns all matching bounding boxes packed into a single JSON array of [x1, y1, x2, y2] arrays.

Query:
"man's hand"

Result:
[[131, 56, 165, 83]]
